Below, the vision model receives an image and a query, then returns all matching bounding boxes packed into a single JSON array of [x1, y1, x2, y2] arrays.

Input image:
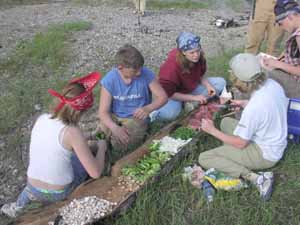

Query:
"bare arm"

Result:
[[64, 126, 106, 178], [146, 78, 168, 112], [169, 78, 215, 103], [98, 87, 129, 145], [230, 99, 249, 108], [265, 58, 300, 76], [172, 92, 197, 101], [171, 92, 207, 104], [98, 87, 118, 131], [201, 119, 249, 149], [133, 78, 167, 120]]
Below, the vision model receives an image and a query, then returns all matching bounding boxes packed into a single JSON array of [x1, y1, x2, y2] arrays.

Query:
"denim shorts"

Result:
[[16, 154, 88, 208]]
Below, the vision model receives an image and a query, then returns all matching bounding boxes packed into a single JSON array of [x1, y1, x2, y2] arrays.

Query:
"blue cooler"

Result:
[[287, 98, 300, 143]]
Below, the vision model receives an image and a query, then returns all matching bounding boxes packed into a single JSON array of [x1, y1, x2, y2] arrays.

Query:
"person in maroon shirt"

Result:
[[150, 32, 226, 121]]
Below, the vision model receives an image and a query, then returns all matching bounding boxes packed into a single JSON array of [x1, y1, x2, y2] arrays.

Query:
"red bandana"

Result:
[[48, 72, 101, 112]]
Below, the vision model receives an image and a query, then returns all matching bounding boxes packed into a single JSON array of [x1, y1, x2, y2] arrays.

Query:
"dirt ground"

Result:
[[0, 1, 250, 223]]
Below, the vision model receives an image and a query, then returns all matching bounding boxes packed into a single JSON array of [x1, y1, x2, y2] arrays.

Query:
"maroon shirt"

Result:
[[158, 48, 207, 97]]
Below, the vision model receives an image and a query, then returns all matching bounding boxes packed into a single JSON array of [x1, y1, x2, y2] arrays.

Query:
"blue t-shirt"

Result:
[[100, 67, 155, 118]]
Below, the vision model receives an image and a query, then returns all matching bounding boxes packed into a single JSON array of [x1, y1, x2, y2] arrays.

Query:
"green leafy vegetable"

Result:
[[122, 141, 171, 182], [171, 127, 196, 140], [95, 132, 106, 140]]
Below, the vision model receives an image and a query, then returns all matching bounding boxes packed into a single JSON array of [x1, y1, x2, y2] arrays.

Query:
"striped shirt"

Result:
[[284, 28, 300, 81]]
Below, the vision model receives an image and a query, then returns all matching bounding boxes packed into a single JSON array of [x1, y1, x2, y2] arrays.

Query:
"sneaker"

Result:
[[1, 202, 23, 218], [255, 172, 274, 201], [149, 110, 159, 122]]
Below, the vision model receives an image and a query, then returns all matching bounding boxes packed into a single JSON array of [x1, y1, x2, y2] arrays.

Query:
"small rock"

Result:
[[34, 104, 42, 111], [0, 140, 5, 149]]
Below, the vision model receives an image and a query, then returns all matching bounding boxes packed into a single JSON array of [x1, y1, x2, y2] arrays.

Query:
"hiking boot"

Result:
[[255, 172, 274, 201], [1, 202, 23, 218]]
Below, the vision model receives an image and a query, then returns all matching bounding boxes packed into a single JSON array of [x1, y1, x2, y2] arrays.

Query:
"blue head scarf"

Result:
[[176, 32, 201, 52]]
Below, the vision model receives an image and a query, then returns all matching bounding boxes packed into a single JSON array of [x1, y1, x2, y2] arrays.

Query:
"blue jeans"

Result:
[[155, 77, 226, 121], [16, 154, 88, 208]]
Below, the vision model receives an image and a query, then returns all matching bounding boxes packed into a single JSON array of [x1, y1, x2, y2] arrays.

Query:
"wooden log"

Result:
[[111, 113, 192, 177], [14, 109, 199, 225]]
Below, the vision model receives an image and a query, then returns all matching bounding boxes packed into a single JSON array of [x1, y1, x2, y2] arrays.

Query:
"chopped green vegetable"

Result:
[[121, 141, 171, 182], [171, 127, 196, 140], [95, 132, 106, 140], [148, 142, 160, 151]]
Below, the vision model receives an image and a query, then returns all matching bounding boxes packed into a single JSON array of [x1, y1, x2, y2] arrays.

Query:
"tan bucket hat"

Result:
[[229, 53, 262, 82]]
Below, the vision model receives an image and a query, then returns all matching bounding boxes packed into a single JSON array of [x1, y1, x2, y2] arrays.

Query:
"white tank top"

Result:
[[27, 114, 74, 185]]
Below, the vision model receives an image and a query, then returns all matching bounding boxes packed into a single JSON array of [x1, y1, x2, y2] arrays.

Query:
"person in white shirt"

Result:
[[199, 53, 288, 201]]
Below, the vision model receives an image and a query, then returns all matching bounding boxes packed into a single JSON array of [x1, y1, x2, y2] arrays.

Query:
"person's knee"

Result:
[[208, 77, 226, 94], [215, 77, 226, 94], [154, 99, 182, 121], [220, 118, 229, 132], [220, 117, 236, 131], [158, 108, 181, 121], [198, 152, 212, 168]]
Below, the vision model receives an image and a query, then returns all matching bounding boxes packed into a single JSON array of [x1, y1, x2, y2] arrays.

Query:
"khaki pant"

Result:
[[99, 116, 148, 163], [245, 0, 284, 56], [133, 0, 146, 15], [268, 70, 300, 98], [198, 117, 276, 178]]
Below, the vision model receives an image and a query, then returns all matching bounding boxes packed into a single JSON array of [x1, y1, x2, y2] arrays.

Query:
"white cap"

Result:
[[229, 53, 262, 82]]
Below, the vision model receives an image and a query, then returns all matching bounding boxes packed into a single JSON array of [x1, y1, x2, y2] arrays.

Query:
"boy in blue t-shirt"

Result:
[[98, 44, 167, 156]]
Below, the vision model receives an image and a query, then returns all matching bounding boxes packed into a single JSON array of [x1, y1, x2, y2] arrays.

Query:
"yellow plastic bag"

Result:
[[204, 168, 248, 191]]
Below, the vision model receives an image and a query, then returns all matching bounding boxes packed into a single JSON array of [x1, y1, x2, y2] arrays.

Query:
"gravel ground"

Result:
[[0, 2, 249, 221], [0, 2, 249, 73]]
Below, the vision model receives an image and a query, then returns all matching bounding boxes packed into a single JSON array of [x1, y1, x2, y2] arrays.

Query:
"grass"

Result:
[[0, 0, 249, 12], [206, 48, 241, 82], [0, 21, 93, 225], [0, 0, 48, 7], [147, 0, 246, 11], [147, 0, 211, 10], [0, 20, 92, 135], [1, 7, 298, 224], [0, 0, 248, 13], [222, 0, 246, 12], [104, 139, 300, 225]]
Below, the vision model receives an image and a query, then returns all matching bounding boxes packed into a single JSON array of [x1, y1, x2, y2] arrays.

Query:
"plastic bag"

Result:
[[182, 165, 205, 188], [204, 168, 248, 191]]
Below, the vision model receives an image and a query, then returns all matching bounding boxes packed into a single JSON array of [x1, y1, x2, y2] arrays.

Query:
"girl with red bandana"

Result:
[[1, 72, 106, 218]]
